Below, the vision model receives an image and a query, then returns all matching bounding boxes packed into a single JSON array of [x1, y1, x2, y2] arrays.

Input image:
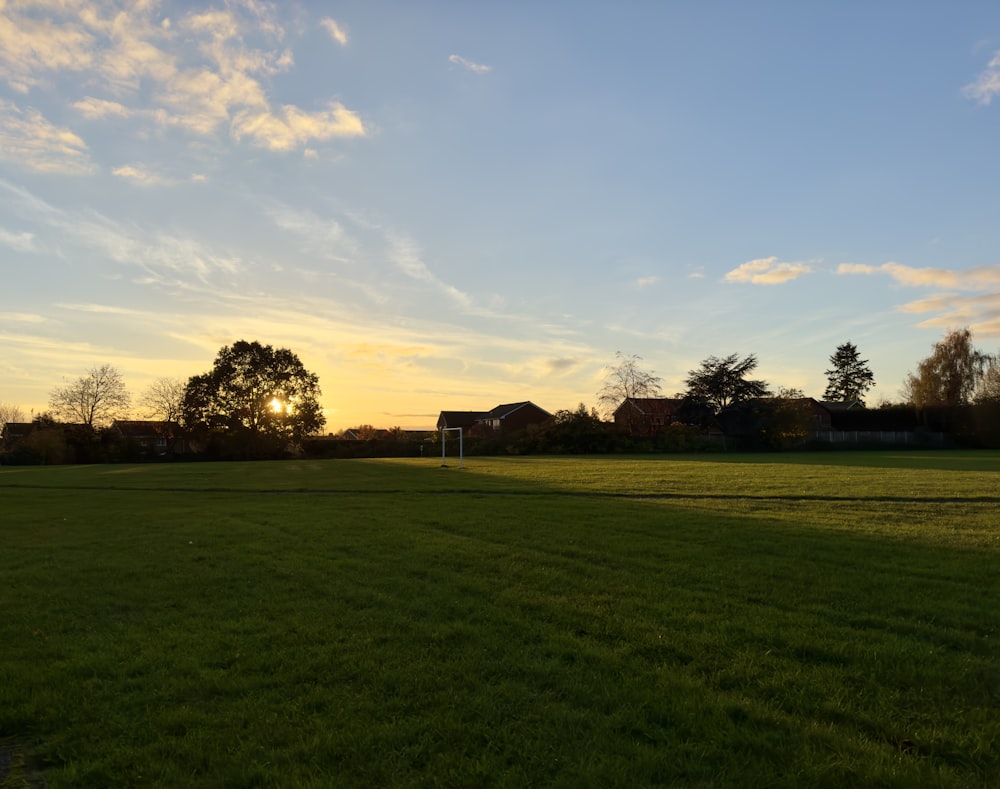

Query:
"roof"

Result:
[[485, 401, 551, 420], [819, 400, 865, 411], [1, 422, 35, 440], [112, 420, 181, 437], [437, 411, 486, 428], [613, 397, 683, 417]]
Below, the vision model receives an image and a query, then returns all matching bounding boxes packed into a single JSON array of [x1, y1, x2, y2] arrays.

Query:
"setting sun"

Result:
[[269, 397, 284, 414]]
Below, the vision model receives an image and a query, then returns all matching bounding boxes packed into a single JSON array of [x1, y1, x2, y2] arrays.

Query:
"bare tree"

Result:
[[0, 402, 25, 433], [139, 377, 186, 422], [49, 364, 131, 427], [598, 352, 663, 433]]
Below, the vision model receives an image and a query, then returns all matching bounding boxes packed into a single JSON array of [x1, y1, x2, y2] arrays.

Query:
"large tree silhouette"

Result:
[[683, 353, 770, 413], [182, 340, 324, 442]]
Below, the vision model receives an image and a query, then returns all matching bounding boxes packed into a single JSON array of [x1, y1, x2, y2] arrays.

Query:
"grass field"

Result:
[[1, 452, 998, 787]]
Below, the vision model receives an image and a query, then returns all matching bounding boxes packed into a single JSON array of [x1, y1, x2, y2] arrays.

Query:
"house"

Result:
[[339, 427, 394, 440], [436, 402, 552, 436], [436, 411, 486, 431], [1, 420, 94, 464], [612, 397, 683, 436], [1, 422, 36, 450], [110, 420, 186, 455]]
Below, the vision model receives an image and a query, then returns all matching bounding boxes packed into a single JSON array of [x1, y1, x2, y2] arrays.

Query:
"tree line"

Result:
[[3, 327, 1000, 462], [586, 327, 1000, 447], [599, 329, 999, 416], [1, 340, 325, 462]]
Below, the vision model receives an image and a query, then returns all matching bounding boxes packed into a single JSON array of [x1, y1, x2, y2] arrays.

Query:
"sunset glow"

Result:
[[3, 2, 1000, 431]]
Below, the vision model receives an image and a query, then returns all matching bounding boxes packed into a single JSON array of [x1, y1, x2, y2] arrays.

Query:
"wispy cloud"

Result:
[[449, 54, 491, 74], [837, 261, 1000, 290], [636, 276, 659, 288], [231, 102, 365, 150], [0, 227, 37, 252], [388, 234, 472, 307], [836, 262, 878, 275], [0, 5, 96, 93], [2, 182, 240, 286], [265, 202, 358, 261], [838, 261, 1000, 337], [73, 97, 132, 120], [320, 18, 348, 46], [963, 50, 1000, 105], [725, 256, 811, 285], [0, 2, 367, 155], [0, 312, 46, 324], [112, 164, 172, 186], [0, 100, 94, 175], [54, 302, 150, 317]]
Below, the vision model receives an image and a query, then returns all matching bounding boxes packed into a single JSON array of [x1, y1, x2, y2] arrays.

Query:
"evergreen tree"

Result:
[[823, 342, 875, 404]]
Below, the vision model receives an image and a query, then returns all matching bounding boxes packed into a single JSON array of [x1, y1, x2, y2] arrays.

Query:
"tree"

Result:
[[824, 341, 875, 404], [353, 424, 378, 439], [903, 328, 990, 409], [597, 352, 663, 435], [598, 352, 663, 414], [0, 402, 25, 433], [683, 353, 770, 413], [974, 357, 1000, 403], [48, 364, 131, 427], [758, 387, 815, 449], [535, 403, 611, 453], [139, 377, 186, 422], [182, 340, 324, 442]]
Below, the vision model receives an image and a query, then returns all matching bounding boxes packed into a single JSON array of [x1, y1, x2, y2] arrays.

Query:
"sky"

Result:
[[3, 1, 1000, 431]]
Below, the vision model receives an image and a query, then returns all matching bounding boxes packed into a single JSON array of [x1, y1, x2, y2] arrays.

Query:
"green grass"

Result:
[[1, 452, 998, 787]]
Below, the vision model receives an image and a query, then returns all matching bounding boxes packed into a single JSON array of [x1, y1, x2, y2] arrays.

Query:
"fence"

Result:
[[812, 430, 947, 445]]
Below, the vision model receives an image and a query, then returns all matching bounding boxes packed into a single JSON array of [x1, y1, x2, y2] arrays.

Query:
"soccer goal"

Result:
[[440, 427, 463, 468]]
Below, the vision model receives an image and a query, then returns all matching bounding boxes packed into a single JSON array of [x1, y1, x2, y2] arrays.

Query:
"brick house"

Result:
[[437, 402, 552, 436], [110, 420, 187, 455], [612, 397, 683, 436]]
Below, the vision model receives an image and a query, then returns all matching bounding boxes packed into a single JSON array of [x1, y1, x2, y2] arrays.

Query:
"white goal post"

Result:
[[440, 427, 463, 468]]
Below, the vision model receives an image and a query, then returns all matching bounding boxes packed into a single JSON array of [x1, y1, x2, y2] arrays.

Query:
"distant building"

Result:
[[612, 397, 683, 436], [110, 420, 187, 455], [436, 401, 552, 436]]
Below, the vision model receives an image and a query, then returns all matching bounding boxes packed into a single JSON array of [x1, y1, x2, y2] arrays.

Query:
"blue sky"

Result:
[[3, 1, 1000, 430]]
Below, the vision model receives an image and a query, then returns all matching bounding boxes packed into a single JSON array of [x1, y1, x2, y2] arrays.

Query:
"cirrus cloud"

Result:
[[963, 50, 1000, 105], [449, 54, 491, 74], [320, 18, 348, 46], [0, 100, 94, 174]]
